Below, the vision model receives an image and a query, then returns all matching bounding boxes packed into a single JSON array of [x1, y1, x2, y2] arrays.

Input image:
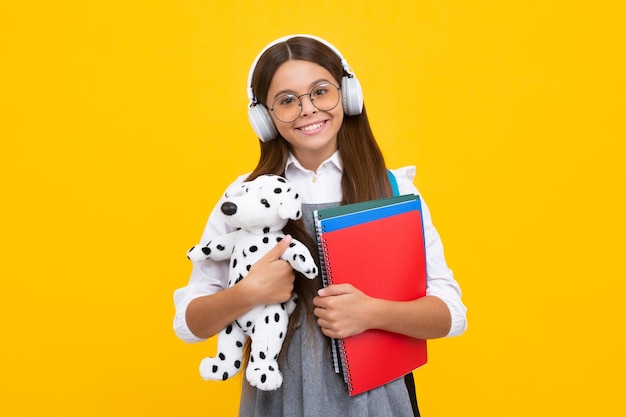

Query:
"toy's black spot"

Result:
[[298, 254, 305, 262], [259, 352, 266, 360], [274, 313, 280, 322], [296, 210, 301, 217], [252, 325, 256, 334], [274, 188, 282, 194], [289, 242, 296, 248], [277, 177, 286, 183], [219, 353, 226, 360], [222, 372, 229, 381], [261, 198, 270, 208], [201, 246, 211, 255], [265, 315, 270, 324], [273, 354, 279, 360], [236, 341, 243, 348], [216, 244, 225, 251], [263, 237, 269, 243], [269, 365, 275, 371], [246, 264, 251, 271], [261, 374, 267, 383], [246, 321, 252, 328], [232, 259, 237, 268], [235, 360, 241, 369], [249, 245, 258, 253], [235, 274, 244, 284], [212, 365, 218, 373], [279, 332, 283, 339], [250, 355, 255, 363], [276, 237, 283, 242], [263, 227, 270, 234], [295, 193, 299, 199], [225, 325, 233, 334]]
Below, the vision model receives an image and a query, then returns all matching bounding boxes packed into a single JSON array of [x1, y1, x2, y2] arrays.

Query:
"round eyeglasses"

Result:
[[270, 82, 341, 123]]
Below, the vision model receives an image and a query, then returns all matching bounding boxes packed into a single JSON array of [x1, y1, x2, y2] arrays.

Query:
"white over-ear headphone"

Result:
[[247, 34, 364, 142]]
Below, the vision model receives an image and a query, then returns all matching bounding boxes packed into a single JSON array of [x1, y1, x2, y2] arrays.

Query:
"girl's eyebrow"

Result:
[[273, 78, 332, 99]]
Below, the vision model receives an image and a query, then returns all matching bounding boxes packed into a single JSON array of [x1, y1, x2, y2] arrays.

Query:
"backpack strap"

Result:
[[387, 169, 400, 197]]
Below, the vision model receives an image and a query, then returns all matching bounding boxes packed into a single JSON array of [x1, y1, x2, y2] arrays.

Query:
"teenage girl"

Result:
[[174, 34, 467, 417]]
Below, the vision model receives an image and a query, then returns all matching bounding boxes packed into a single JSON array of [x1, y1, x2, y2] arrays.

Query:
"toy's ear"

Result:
[[278, 198, 302, 220], [224, 183, 247, 198]]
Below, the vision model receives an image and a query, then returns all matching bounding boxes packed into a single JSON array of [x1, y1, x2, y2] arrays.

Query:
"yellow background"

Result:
[[2, 1, 624, 416]]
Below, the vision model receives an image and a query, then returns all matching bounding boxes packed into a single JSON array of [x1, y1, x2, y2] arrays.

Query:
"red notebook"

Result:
[[314, 195, 427, 396]]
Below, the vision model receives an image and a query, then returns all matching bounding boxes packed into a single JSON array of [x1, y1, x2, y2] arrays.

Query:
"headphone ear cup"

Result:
[[248, 104, 278, 142], [341, 76, 364, 116]]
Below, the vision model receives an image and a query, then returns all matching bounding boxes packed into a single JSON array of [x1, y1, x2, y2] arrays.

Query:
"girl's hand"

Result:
[[313, 284, 374, 339], [241, 235, 296, 306]]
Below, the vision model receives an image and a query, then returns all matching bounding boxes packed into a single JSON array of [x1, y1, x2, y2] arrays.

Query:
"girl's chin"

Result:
[[290, 140, 337, 157]]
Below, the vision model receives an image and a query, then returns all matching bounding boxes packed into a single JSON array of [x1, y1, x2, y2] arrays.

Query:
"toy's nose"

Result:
[[221, 202, 237, 216]]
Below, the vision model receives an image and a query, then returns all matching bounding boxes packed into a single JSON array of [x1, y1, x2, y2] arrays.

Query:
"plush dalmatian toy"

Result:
[[187, 174, 318, 391]]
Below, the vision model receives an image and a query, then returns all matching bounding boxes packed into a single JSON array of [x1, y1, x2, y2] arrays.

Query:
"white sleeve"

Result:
[[172, 175, 248, 343], [391, 166, 468, 337]]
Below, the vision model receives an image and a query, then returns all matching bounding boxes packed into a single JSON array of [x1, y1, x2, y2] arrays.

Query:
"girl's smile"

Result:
[[296, 120, 327, 134]]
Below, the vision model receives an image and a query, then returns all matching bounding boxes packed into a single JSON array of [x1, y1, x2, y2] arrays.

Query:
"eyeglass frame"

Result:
[[269, 82, 341, 123]]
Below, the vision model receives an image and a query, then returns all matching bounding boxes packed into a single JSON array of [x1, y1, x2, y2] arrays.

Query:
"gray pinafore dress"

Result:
[[238, 203, 418, 417]]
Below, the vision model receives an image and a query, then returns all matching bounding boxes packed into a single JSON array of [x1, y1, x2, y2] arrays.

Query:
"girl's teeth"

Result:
[[301, 122, 323, 132]]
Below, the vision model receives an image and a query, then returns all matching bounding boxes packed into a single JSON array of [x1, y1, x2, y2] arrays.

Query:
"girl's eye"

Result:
[[313, 84, 331, 97], [278, 95, 296, 106]]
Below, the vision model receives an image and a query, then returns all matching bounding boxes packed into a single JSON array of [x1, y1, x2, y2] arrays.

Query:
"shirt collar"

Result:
[[285, 151, 343, 174]]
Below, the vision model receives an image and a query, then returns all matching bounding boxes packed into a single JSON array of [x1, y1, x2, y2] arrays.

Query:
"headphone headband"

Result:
[[246, 34, 356, 107]]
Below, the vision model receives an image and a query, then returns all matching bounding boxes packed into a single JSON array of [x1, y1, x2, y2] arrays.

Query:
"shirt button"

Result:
[[312, 176, 318, 183]]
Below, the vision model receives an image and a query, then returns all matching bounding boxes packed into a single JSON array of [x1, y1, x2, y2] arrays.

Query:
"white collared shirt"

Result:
[[173, 152, 467, 342]]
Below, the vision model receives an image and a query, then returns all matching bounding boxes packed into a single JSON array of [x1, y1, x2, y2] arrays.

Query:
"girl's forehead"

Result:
[[268, 60, 339, 94]]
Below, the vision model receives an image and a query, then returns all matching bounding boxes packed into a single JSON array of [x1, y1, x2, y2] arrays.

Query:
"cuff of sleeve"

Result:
[[441, 296, 468, 337], [173, 299, 207, 344]]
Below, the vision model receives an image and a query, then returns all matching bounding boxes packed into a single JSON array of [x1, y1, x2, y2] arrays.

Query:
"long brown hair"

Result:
[[245, 36, 394, 362]]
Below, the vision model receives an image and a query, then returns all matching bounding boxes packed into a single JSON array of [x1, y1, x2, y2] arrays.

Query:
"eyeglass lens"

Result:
[[270, 83, 340, 122]]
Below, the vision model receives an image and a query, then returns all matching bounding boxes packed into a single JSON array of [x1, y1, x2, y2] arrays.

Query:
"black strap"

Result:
[[404, 373, 421, 417]]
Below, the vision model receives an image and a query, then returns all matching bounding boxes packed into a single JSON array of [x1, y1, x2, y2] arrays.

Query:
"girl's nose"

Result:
[[299, 94, 317, 117]]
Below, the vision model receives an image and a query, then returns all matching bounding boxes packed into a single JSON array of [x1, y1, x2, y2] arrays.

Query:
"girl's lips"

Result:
[[296, 120, 327, 135]]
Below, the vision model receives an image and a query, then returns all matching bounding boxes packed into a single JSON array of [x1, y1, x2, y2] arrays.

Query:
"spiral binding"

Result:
[[315, 218, 330, 287], [321, 239, 331, 283], [340, 339, 353, 391], [319, 224, 356, 393], [314, 213, 341, 374]]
